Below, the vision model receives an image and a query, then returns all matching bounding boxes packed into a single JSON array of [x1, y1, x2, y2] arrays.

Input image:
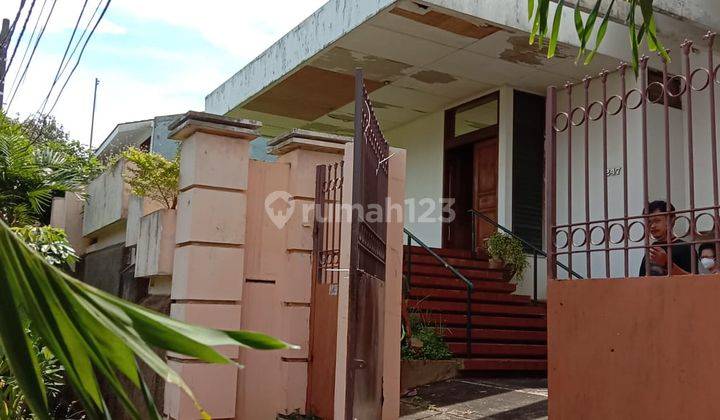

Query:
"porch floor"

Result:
[[400, 377, 548, 419]]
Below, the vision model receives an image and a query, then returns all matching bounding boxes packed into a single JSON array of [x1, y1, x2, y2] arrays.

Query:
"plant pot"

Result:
[[488, 258, 505, 270], [401, 359, 460, 390]]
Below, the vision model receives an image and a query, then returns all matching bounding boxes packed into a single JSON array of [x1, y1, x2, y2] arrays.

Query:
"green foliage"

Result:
[[401, 316, 452, 361], [0, 218, 294, 419], [121, 147, 179, 209], [0, 113, 97, 226], [10, 226, 78, 267], [528, 0, 668, 75], [1, 329, 66, 420], [486, 232, 530, 280]]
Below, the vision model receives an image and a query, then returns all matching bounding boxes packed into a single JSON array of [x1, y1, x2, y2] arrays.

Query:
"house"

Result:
[[51, 0, 720, 419]]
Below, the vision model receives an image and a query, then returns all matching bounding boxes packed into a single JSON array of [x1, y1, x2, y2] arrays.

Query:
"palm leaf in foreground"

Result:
[[0, 219, 295, 419]]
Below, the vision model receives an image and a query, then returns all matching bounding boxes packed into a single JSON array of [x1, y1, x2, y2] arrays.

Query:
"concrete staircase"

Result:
[[404, 245, 547, 372]]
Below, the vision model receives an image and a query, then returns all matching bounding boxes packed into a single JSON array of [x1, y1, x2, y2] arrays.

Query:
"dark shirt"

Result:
[[639, 239, 694, 276]]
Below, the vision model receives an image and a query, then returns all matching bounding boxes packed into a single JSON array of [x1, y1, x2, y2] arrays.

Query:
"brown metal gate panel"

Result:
[[307, 162, 344, 419], [345, 69, 391, 419]]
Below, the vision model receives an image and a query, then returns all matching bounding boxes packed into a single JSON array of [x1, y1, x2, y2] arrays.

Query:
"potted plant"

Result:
[[485, 232, 530, 281]]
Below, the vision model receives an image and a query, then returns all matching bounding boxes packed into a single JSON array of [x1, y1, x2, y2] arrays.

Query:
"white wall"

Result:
[[551, 53, 720, 279], [386, 111, 445, 247]]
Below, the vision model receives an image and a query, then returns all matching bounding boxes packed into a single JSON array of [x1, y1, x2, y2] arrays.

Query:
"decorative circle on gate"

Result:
[[714, 64, 720, 85], [554, 112, 570, 132], [571, 227, 587, 247], [570, 107, 587, 126], [554, 229, 569, 249], [646, 81, 666, 104], [625, 89, 644, 110], [587, 101, 605, 121], [628, 221, 646, 243], [695, 212, 716, 236], [590, 225, 606, 246], [667, 74, 687, 98], [672, 215, 692, 239], [609, 223, 625, 244], [691, 68, 711, 91], [606, 95, 624, 116]]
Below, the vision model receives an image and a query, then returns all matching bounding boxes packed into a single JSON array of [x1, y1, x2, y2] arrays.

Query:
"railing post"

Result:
[[545, 86, 558, 281], [533, 251, 538, 303], [471, 210, 477, 256], [466, 287, 473, 357], [406, 233, 412, 290]]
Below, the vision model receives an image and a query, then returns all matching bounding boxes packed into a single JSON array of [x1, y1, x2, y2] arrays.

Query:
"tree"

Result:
[[0, 219, 294, 419], [121, 147, 179, 210], [529, 0, 668, 74], [0, 113, 98, 226]]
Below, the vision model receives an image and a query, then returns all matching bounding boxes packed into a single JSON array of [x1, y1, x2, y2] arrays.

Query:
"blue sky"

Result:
[[0, 0, 327, 145]]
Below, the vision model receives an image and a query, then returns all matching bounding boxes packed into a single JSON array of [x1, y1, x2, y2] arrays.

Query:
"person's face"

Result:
[[700, 248, 716, 264], [648, 211, 670, 240]]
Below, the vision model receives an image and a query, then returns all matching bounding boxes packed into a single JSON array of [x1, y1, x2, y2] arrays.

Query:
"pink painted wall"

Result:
[[549, 274, 720, 419]]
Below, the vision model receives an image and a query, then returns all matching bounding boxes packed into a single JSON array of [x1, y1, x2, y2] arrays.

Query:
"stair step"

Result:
[[449, 343, 547, 357], [409, 300, 547, 317], [419, 313, 547, 330], [404, 254, 496, 270], [408, 288, 530, 304], [460, 358, 547, 371], [406, 246, 475, 259], [409, 276, 516, 293], [442, 328, 547, 343], [407, 264, 507, 281]]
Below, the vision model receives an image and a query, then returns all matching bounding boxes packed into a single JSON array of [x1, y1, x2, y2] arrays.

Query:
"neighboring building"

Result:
[[52, 1, 720, 419]]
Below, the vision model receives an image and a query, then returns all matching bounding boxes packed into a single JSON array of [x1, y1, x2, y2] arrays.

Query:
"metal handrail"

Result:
[[404, 228, 474, 357], [469, 209, 584, 302]]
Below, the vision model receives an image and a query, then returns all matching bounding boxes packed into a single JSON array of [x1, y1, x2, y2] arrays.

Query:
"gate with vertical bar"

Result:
[[307, 162, 344, 419], [345, 68, 390, 419]]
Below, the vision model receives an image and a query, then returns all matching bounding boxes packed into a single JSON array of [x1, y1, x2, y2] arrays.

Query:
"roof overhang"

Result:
[[95, 119, 153, 160], [206, 0, 712, 138]]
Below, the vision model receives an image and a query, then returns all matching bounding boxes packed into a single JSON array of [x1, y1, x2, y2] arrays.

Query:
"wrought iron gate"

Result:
[[345, 68, 390, 419], [307, 162, 344, 419]]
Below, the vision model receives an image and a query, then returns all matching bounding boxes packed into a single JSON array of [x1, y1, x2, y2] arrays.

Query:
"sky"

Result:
[[0, 0, 328, 147]]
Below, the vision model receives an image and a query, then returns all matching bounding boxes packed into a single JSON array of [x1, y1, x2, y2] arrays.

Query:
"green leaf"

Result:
[[0, 218, 294, 419], [547, 0, 566, 58], [585, 0, 616, 64], [528, 0, 535, 20]]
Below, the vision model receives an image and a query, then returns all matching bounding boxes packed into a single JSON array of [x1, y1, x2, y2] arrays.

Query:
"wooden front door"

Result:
[[473, 139, 499, 251]]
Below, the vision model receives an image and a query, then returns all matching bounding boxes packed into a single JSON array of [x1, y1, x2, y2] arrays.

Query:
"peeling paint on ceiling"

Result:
[[312, 47, 412, 83], [500, 35, 571, 66], [390, 7, 501, 40], [410, 70, 458, 84]]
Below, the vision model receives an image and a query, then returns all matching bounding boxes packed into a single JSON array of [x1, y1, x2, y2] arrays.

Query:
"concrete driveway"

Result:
[[400, 377, 548, 419]]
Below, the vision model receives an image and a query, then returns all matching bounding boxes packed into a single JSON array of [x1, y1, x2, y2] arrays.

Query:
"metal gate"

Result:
[[307, 162, 344, 419], [345, 69, 391, 419]]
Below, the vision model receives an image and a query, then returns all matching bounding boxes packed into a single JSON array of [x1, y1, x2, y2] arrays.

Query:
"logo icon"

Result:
[[264, 191, 295, 229]]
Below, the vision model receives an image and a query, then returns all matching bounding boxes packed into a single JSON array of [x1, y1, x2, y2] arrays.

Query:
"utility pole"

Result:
[[0, 19, 10, 113], [89, 77, 99, 151]]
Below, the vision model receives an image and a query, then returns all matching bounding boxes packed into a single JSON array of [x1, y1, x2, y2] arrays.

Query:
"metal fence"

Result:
[[546, 33, 720, 280]]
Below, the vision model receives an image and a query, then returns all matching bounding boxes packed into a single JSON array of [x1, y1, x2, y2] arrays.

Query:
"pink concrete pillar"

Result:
[[236, 129, 349, 419], [164, 112, 261, 420]]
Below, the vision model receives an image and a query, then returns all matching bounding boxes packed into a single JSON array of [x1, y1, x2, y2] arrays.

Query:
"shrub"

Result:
[[120, 147, 179, 209], [486, 232, 530, 280], [10, 226, 78, 267], [401, 315, 452, 361]]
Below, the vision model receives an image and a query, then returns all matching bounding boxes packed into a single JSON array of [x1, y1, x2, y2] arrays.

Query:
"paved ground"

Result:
[[400, 377, 548, 419]]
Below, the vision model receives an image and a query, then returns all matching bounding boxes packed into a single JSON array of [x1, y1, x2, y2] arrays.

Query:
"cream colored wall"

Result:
[[386, 111, 444, 247]]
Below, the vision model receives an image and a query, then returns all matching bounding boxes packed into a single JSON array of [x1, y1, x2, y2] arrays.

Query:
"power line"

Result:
[[5, 0, 52, 110], [0, 0, 27, 49], [37, 0, 90, 114], [47, 0, 111, 115], [5, 0, 37, 75]]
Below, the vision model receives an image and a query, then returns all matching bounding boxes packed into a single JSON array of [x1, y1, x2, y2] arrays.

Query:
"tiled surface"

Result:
[[401, 377, 548, 420]]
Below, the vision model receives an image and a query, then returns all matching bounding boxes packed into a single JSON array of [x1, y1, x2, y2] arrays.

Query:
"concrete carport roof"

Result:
[[205, 0, 716, 138]]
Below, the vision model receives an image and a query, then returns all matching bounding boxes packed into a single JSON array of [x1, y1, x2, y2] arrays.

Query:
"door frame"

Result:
[[442, 92, 500, 249]]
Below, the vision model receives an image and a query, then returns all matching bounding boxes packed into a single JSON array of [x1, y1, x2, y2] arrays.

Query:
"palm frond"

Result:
[[0, 219, 295, 419]]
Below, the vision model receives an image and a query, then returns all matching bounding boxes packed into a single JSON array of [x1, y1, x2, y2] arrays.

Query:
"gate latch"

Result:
[[352, 359, 367, 370]]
